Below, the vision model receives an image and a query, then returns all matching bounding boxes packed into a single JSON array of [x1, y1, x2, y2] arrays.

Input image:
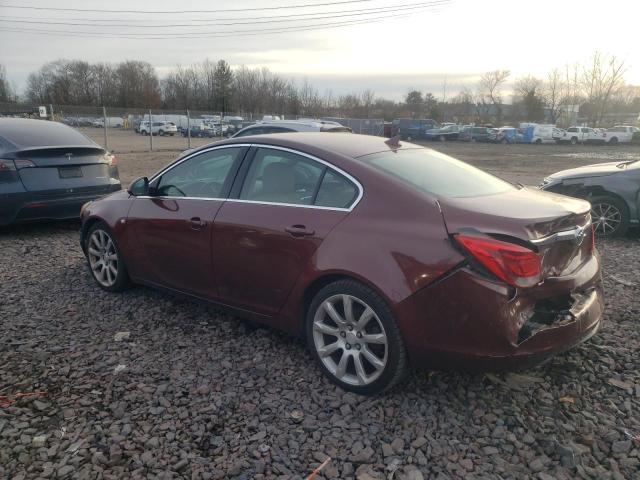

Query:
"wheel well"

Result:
[[584, 189, 630, 215], [80, 217, 102, 248], [298, 273, 387, 337]]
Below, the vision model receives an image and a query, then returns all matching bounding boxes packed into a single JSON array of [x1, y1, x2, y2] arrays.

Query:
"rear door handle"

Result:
[[189, 217, 207, 230], [285, 225, 315, 237]]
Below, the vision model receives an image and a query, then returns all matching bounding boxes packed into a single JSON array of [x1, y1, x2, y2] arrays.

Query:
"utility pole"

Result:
[[102, 106, 108, 151], [148, 109, 153, 151], [186, 109, 191, 149]]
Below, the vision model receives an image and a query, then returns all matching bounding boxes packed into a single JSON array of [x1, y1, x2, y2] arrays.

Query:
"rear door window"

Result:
[[239, 148, 324, 205], [315, 170, 358, 209]]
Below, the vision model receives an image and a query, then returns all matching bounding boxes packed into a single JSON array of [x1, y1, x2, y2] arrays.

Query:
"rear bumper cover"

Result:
[[0, 185, 121, 225], [396, 254, 604, 371]]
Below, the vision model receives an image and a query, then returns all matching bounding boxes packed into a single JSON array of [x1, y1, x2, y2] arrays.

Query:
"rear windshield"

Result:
[[0, 119, 94, 149], [359, 148, 514, 198]]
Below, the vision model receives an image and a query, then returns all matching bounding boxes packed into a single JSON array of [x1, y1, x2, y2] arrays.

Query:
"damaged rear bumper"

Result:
[[395, 253, 604, 371]]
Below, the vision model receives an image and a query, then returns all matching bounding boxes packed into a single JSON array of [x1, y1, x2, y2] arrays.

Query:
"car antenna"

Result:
[[385, 135, 402, 148]]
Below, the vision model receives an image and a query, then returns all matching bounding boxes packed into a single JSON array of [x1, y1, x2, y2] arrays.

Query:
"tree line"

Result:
[[1, 52, 638, 126]]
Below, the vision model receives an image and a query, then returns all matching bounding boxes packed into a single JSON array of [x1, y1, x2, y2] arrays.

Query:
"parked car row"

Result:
[[392, 119, 640, 145]]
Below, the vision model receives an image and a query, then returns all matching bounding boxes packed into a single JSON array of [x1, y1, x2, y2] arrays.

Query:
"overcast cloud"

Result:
[[1, 0, 638, 100]]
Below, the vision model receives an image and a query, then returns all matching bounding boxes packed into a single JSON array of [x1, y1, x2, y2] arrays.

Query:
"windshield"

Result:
[[359, 148, 514, 198]]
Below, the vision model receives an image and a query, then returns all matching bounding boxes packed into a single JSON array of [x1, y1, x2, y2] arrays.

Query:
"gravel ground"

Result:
[[1, 140, 639, 479]]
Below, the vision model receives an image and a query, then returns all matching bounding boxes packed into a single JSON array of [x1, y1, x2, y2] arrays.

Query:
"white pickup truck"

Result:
[[601, 125, 639, 144], [559, 126, 603, 144]]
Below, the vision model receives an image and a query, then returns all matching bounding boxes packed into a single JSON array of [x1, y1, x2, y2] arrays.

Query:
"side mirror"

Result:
[[128, 176, 149, 196]]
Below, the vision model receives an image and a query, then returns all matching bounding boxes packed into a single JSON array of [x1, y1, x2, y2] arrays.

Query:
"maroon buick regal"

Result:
[[80, 133, 603, 394]]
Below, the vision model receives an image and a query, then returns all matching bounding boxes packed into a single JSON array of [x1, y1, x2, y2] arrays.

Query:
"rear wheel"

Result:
[[590, 195, 629, 237], [306, 280, 408, 395], [86, 222, 130, 292], [158, 130, 165, 136], [570, 136, 578, 145], [609, 137, 618, 145]]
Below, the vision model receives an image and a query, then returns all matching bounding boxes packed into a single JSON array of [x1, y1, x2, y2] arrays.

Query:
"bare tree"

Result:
[[543, 69, 564, 124], [405, 90, 423, 118], [361, 89, 375, 118], [478, 69, 510, 124], [581, 52, 627, 126], [514, 75, 545, 121], [0, 65, 14, 102]]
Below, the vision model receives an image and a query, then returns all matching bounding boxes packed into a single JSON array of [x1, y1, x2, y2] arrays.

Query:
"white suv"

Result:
[[139, 121, 178, 136]]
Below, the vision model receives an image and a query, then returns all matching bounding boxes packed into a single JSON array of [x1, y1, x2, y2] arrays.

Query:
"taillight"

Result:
[[13, 159, 36, 169], [0, 159, 15, 171], [455, 234, 541, 288], [105, 153, 118, 166], [0, 159, 18, 183]]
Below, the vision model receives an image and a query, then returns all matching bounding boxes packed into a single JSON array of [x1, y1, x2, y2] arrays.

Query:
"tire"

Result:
[[439, 135, 446, 142], [570, 137, 578, 145], [609, 137, 618, 145], [158, 130, 165, 136], [406, 135, 413, 142], [306, 279, 408, 395], [534, 138, 542, 144], [85, 222, 131, 292], [501, 138, 508, 144], [590, 195, 629, 237]]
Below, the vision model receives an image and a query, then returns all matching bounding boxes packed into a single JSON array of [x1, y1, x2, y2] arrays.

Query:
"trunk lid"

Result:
[[15, 146, 116, 193], [439, 187, 593, 279]]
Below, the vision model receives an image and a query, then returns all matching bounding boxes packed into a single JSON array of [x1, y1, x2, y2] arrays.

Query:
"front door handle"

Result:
[[285, 225, 315, 237], [189, 217, 206, 230]]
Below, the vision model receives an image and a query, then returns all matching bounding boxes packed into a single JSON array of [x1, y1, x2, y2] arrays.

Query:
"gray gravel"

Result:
[[1, 151, 640, 478]]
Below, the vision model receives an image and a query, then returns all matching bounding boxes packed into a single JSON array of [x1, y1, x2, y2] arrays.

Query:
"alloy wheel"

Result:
[[591, 202, 622, 235], [87, 229, 119, 287], [312, 294, 388, 386]]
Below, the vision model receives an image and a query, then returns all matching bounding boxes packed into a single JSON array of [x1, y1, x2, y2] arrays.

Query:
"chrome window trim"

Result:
[[142, 142, 364, 212], [148, 143, 252, 183]]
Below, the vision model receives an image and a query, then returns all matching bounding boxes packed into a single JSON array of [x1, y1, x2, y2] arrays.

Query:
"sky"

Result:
[[1, 0, 639, 100]]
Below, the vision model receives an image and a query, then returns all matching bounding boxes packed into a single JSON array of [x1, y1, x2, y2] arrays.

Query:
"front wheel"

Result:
[[85, 222, 130, 292], [590, 195, 629, 237], [306, 280, 408, 395]]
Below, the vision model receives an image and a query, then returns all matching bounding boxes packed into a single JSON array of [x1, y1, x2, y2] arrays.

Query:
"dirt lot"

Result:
[[1, 133, 639, 479]]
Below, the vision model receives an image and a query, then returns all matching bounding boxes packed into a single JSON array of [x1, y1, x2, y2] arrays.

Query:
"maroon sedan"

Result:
[[80, 133, 603, 394]]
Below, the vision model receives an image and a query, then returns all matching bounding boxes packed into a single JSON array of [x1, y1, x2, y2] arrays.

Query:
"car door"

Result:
[[127, 145, 247, 298], [213, 145, 361, 316]]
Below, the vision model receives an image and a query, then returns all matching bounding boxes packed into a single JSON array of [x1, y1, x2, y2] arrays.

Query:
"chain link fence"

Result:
[[0, 102, 386, 153]]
